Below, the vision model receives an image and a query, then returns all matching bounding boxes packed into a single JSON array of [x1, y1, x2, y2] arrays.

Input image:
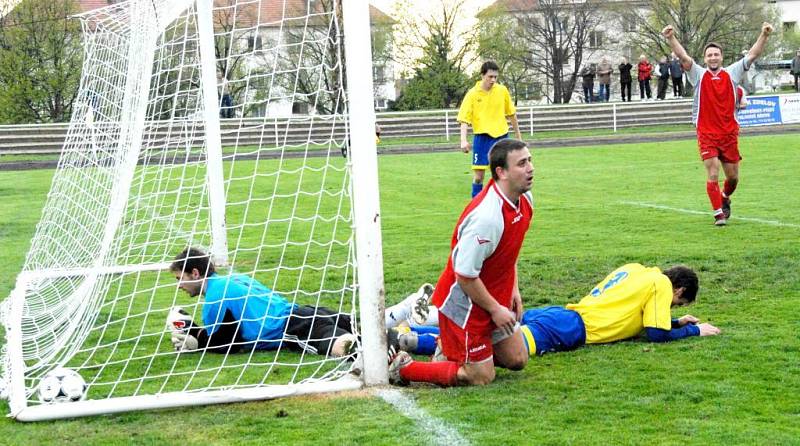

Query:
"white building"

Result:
[[77, 0, 396, 116], [758, 0, 800, 90]]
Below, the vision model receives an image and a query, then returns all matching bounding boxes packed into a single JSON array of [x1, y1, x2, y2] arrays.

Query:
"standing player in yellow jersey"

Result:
[[458, 61, 523, 197]]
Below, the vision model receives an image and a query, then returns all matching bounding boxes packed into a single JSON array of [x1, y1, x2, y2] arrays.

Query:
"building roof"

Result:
[[77, 0, 111, 12], [479, 0, 538, 17]]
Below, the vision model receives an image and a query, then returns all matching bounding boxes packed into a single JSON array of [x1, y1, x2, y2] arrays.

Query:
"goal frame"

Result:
[[4, 0, 387, 421]]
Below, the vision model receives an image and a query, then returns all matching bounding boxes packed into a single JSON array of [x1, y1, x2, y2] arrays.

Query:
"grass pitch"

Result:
[[0, 133, 799, 444]]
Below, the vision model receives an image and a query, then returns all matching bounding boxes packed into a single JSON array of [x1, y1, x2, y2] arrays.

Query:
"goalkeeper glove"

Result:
[[166, 306, 193, 332], [166, 306, 199, 352], [171, 332, 199, 351]]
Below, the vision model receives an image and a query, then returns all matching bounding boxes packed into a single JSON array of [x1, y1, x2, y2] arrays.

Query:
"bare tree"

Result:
[[476, 4, 537, 105], [510, 0, 602, 104], [613, 0, 779, 64], [212, 0, 258, 113], [267, 0, 392, 115]]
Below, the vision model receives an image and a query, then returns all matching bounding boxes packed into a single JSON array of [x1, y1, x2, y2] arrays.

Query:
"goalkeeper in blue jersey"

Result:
[[391, 264, 720, 357], [167, 247, 356, 357]]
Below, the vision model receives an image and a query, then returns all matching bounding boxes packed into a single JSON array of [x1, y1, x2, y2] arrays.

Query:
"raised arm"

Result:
[[661, 25, 693, 70], [745, 22, 774, 65]]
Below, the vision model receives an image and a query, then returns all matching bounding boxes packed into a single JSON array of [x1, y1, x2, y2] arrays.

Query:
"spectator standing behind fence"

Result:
[[637, 55, 653, 101], [619, 57, 633, 102], [581, 65, 596, 103], [657, 56, 670, 100], [219, 76, 234, 119], [597, 57, 613, 102], [670, 53, 684, 97], [792, 50, 800, 93]]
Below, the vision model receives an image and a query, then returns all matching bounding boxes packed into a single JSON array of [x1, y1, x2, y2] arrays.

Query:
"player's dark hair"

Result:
[[480, 60, 499, 75], [170, 247, 215, 277], [663, 266, 699, 302], [703, 42, 723, 56], [489, 139, 528, 181]]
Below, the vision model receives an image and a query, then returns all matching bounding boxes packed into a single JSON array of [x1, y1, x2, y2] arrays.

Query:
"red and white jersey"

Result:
[[432, 179, 533, 333], [687, 58, 749, 135]]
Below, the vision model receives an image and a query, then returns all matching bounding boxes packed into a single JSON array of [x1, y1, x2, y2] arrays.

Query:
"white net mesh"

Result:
[[1, 0, 366, 416]]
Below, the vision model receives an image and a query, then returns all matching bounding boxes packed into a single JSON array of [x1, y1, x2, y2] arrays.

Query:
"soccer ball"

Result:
[[38, 368, 87, 403]]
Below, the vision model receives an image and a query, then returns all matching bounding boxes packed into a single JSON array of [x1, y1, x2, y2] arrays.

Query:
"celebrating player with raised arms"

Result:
[[662, 23, 773, 226]]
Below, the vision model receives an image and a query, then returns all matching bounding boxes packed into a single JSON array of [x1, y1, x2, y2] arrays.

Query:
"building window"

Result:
[[374, 65, 385, 83], [623, 22, 637, 33], [292, 102, 308, 115], [589, 31, 604, 49], [784, 22, 797, 33], [248, 33, 263, 51], [624, 46, 633, 61]]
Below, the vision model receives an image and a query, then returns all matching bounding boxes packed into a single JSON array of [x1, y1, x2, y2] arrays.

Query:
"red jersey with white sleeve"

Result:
[[687, 58, 750, 135], [432, 179, 533, 335]]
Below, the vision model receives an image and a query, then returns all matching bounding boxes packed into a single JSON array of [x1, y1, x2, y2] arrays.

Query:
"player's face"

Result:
[[704, 47, 723, 71], [500, 147, 534, 195], [481, 70, 499, 89], [175, 269, 203, 297], [670, 287, 691, 307]]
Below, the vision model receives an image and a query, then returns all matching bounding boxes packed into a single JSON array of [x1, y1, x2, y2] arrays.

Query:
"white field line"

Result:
[[376, 388, 470, 446], [620, 201, 800, 229]]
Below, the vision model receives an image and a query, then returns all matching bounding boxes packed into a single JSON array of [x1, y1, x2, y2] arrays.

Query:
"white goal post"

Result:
[[0, 0, 387, 421]]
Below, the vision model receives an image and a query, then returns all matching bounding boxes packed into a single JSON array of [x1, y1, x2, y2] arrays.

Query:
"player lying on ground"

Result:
[[390, 263, 720, 358], [662, 22, 773, 226], [167, 247, 356, 357]]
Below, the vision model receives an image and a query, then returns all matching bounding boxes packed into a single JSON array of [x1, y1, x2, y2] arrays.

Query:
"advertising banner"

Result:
[[778, 93, 800, 124], [737, 95, 782, 127]]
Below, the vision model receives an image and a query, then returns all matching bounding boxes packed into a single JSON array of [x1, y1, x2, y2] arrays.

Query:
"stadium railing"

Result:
[[0, 100, 695, 155]]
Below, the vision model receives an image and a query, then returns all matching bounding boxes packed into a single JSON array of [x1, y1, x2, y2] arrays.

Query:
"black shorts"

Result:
[[283, 305, 353, 355]]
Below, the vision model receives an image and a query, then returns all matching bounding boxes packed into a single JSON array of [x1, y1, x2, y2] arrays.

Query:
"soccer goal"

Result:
[[0, 0, 386, 421]]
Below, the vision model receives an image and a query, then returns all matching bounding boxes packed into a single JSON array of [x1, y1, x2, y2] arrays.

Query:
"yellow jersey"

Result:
[[566, 263, 673, 344], [457, 81, 516, 138]]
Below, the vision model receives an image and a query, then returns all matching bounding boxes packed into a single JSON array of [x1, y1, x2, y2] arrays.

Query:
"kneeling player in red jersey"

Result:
[[388, 138, 534, 387], [662, 23, 773, 226]]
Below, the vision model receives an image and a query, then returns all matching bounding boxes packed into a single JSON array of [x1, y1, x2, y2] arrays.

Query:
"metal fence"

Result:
[[0, 100, 694, 155]]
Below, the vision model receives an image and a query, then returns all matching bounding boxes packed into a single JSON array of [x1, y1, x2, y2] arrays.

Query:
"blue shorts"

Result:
[[472, 133, 508, 170], [521, 306, 586, 356]]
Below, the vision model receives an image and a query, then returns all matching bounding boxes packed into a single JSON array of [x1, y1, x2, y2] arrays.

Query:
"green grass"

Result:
[[1, 134, 799, 444]]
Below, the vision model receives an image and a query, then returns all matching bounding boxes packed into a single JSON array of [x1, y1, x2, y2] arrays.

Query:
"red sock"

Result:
[[706, 181, 722, 211], [723, 179, 738, 197], [400, 360, 459, 387]]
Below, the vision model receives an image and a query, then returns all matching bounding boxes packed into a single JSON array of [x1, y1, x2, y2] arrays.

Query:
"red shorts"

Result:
[[697, 132, 741, 163], [437, 314, 493, 364]]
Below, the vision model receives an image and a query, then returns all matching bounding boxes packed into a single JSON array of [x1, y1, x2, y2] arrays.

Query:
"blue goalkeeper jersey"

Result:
[[203, 273, 297, 350]]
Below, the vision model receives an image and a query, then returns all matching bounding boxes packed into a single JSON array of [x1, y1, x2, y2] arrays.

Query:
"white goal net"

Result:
[[0, 0, 385, 421]]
